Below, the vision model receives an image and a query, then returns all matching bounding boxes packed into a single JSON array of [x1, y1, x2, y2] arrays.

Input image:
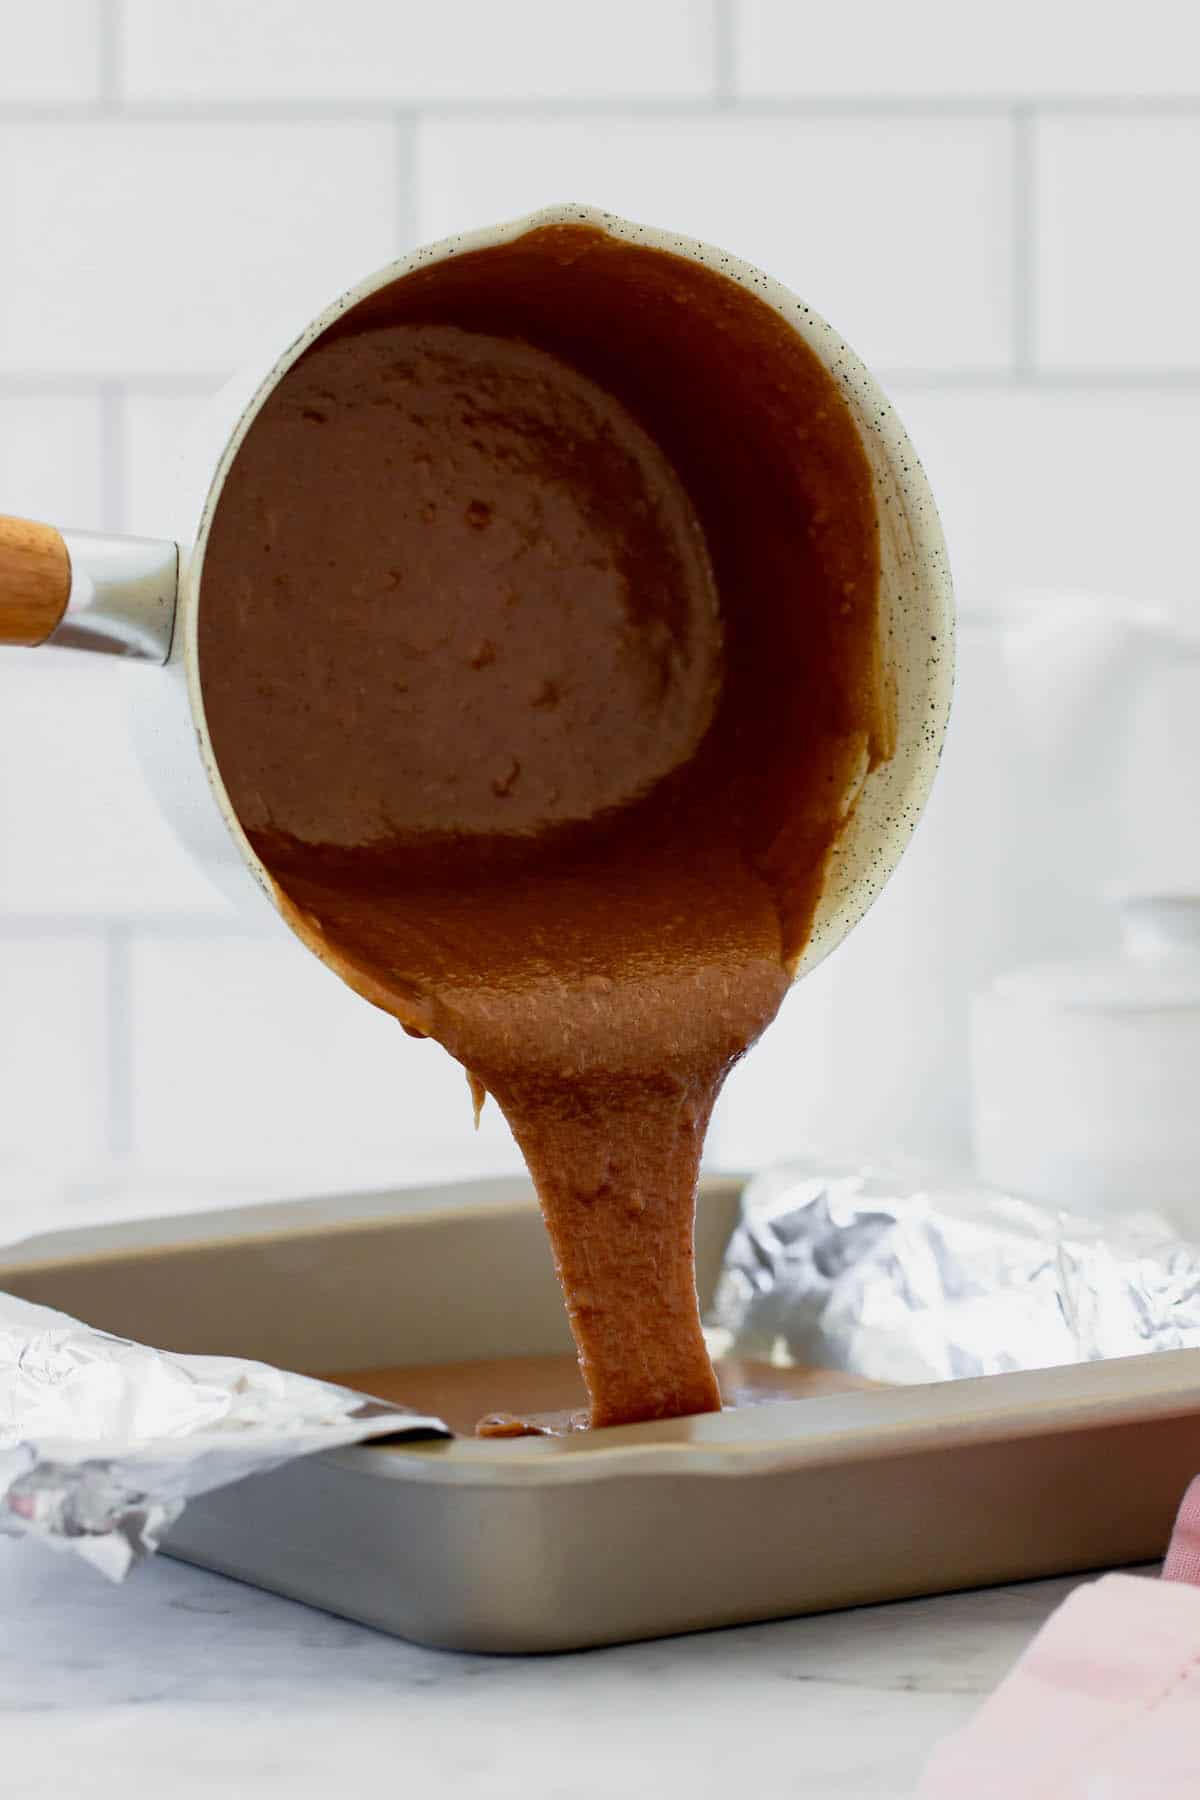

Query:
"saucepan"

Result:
[[0, 203, 954, 980]]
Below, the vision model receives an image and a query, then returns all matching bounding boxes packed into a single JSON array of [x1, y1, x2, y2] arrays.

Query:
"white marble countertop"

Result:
[[2, 1540, 1136, 1798]]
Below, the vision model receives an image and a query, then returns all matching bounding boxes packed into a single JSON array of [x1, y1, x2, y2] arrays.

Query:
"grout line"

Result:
[[103, 923, 134, 1158], [95, 0, 122, 112], [711, 0, 736, 107], [0, 97, 730, 123], [0, 374, 224, 397], [0, 94, 1197, 124], [97, 380, 126, 533], [1010, 106, 1036, 378], [878, 368, 1029, 391], [0, 915, 265, 939]]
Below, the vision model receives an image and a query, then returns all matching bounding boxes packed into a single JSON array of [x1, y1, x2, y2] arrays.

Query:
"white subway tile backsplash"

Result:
[[0, 936, 109, 1170], [0, 123, 403, 378], [0, 1, 102, 104], [119, 0, 715, 103], [129, 934, 526, 1189], [0, 395, 205, 932], [0, 655, 233, 918], [708, 958, 843, 1172], [418, 115, 1014, 373], [1036, 117, 1200, 372], [0, 392, 106, 531], [889, 383, 1200, 624], [0, 0, 1194, 1209], [121, 388, 217, 536], [735, 0, 1200, 99]]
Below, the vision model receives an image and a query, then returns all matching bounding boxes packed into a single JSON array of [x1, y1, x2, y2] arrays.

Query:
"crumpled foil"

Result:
[[708, 1158, 1200, 1384], [0, 1292, 449, 1579]]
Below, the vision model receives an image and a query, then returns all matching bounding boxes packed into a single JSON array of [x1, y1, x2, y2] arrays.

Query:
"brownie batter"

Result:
[[198, 223, 888, 1431], [321, 1353, 882, 1439]]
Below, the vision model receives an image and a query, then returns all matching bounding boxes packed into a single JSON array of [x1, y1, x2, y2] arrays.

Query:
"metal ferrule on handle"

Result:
[[52, 530, 178, 661]]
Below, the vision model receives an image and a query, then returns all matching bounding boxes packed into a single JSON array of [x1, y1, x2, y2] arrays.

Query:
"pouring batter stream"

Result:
[[198, 224, 889, 1430]]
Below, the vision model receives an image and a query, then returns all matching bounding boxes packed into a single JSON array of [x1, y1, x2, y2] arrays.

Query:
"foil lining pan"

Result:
[[709, 1158, 1200, 1384], [0, 1291, 449, 1579]]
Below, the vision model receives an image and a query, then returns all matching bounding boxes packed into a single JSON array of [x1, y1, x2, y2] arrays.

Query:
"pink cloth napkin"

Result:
[[1163, 1475, 1200, 1586], [917, 1477, 1200, 1798]]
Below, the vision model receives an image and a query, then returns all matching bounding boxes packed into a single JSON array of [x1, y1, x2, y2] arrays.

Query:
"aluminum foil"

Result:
[[708, 1158, 1200, 1384], [0, 1291, 449, 1579]]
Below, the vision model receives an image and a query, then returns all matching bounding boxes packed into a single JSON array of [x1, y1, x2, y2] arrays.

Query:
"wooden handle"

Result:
[[0, 515, 71, 646]]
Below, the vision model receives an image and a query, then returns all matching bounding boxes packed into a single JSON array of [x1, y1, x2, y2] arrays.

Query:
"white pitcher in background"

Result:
[[714, 592, 1200, 1173]]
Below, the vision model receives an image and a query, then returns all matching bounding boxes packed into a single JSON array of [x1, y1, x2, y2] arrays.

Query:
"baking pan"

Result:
[[4, 1175, 1200, 1653]]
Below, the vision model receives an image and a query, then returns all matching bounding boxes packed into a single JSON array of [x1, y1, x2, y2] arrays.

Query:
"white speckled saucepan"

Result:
[[0, 203, 954, 983]]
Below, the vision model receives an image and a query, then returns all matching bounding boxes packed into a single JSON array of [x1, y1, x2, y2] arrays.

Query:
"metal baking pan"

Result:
[[4, 1175, 1200, 1652]]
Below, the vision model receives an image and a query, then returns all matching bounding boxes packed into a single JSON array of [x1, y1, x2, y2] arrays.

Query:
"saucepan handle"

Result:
[[0, 514, 178, 662], [0, 515, 71, 646]]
